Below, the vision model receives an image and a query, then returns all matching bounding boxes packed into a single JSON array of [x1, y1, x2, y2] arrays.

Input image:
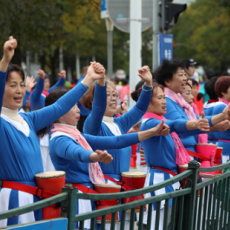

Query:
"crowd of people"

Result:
[[1, 36, 230, 230]]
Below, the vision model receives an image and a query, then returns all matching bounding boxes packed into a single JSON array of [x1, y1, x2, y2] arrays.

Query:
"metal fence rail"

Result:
[[1, 160, 230, 230]]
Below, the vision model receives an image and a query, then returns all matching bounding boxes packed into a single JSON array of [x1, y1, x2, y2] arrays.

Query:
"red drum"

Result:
[[121, 172, 146, 212], [35, 171, 66, 220], [215, 147, 223, 175], [94, 183, 121, 223], [196, 143, 217, 178]]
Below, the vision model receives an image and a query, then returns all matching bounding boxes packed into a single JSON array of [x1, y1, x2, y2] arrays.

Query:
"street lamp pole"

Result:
[[105, 18, 114, 78]]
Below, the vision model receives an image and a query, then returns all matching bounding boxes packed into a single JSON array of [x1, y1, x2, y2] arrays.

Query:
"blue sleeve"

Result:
[[144, 118, 207, 136], [20, 90, 30, 109], [30, 77, 44, 111], [49, 77, 66, 92], [83, 82, 107, 135], [51, 136, 93, 162], [83, 132, 140, 150], [115, 84, 152, 132], [164, 97, 187, 120], [22, 83, 88, 131], [0, 70, 7, 114]]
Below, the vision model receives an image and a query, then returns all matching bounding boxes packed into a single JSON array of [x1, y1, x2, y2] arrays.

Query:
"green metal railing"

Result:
[[1, 161, 230, 230]]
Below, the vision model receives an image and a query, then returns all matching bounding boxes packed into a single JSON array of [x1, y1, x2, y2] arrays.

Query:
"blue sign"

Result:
[[159, 34, 173, 65], [101, 0, 108, 18], [101, 0, 107, 11]]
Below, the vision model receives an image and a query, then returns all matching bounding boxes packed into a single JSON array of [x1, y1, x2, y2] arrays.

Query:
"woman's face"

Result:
[[182, 85, 194, 105], [166, 68, 187, 94], [44, 78, 50, 92], [3, 71, 25, 110], [104, 83, 118, 117], [191, 84, 198, 98], [59, 104, 80, 126], [222, 86, 230, 102], [148, 87, 167, 116]]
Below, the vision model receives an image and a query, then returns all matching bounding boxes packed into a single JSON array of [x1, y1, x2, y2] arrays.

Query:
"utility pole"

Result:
[[152, 0, 159, 72], [129, 0, 142, 108], [105, 18, 114, 78]]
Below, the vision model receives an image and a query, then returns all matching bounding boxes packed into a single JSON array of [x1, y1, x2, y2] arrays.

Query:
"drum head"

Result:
[[196, 143, 217, 147], [121, 171, 146, 178], [35, 171, 65, 179], [94, 183, 121, 189]]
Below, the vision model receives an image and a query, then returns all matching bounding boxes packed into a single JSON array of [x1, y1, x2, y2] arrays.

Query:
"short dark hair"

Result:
[[154, 59, 184, 87], [215, 76, 230, 98], [188, 78, 198, 87], [205, 77, 218, 100], [131, 81, 163, 102], [7, 64, 25, 81]]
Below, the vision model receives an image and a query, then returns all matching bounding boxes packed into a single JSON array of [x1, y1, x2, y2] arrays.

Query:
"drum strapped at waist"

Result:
[[104, 175, 137, 191]]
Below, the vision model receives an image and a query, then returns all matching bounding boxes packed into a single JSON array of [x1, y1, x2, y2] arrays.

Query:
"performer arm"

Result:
[[85, 120, 168, 150], [30, 76, 44, 111], [52, 136, 94, 162], [27, 63, 105, 131], [26, 82, 88, 131], [83, 81, 107, 135], [49, 71, 66, 92], [116, 84, 153, 132]]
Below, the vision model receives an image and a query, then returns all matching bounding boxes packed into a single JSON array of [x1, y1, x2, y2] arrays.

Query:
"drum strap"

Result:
[[0, 180, 57, 198], [70, 183, 98, 194], [151, 166, 177, 177], [104, 175, 134, 191], [186, 149, 210, 161]]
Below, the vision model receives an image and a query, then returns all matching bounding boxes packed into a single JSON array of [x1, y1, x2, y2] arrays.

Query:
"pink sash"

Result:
[[51, 124, 105, 184]]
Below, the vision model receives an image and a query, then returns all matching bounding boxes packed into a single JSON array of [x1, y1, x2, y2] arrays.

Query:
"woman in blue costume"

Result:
[[203, 76, 230, 163], [81, 66, 153, 183], [154, 60, 230, 156], [139, 82, 230, 230], [38, 76, 168, 229], [0, 36, 109, 227]]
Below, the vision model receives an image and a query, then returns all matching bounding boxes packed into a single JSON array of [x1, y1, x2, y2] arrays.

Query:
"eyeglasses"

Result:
[[107, 94, 119, 99]]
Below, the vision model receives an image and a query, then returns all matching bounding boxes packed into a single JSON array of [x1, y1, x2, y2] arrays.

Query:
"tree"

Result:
[[171, 0, 230, 73]]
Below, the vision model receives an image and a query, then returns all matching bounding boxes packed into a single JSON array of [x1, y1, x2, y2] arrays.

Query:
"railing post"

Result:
[[61, 184, 77, 230], [183, 160, 200, 230]]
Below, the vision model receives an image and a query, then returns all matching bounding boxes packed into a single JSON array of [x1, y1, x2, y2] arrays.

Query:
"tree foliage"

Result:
[[0, 0, 130, 79], [172, 0, 230, 72]]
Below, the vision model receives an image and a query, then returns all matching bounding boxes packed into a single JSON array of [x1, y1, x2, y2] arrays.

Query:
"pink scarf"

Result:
[[51, 124, 105, 184], [191, 102, 199, 116], [164, 87, 197, 120], [164, 87, 208, 143], [143, 112, 191, 165], [219, 98, 229, 105]]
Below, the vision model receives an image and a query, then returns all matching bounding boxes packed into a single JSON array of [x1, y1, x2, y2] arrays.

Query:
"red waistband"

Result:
[[186, 149, 210, 161], [0, 180, 57, 198], [150, 166, 177, 177], [69, 183, 98, 194], [219, 139, 230, 143]]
